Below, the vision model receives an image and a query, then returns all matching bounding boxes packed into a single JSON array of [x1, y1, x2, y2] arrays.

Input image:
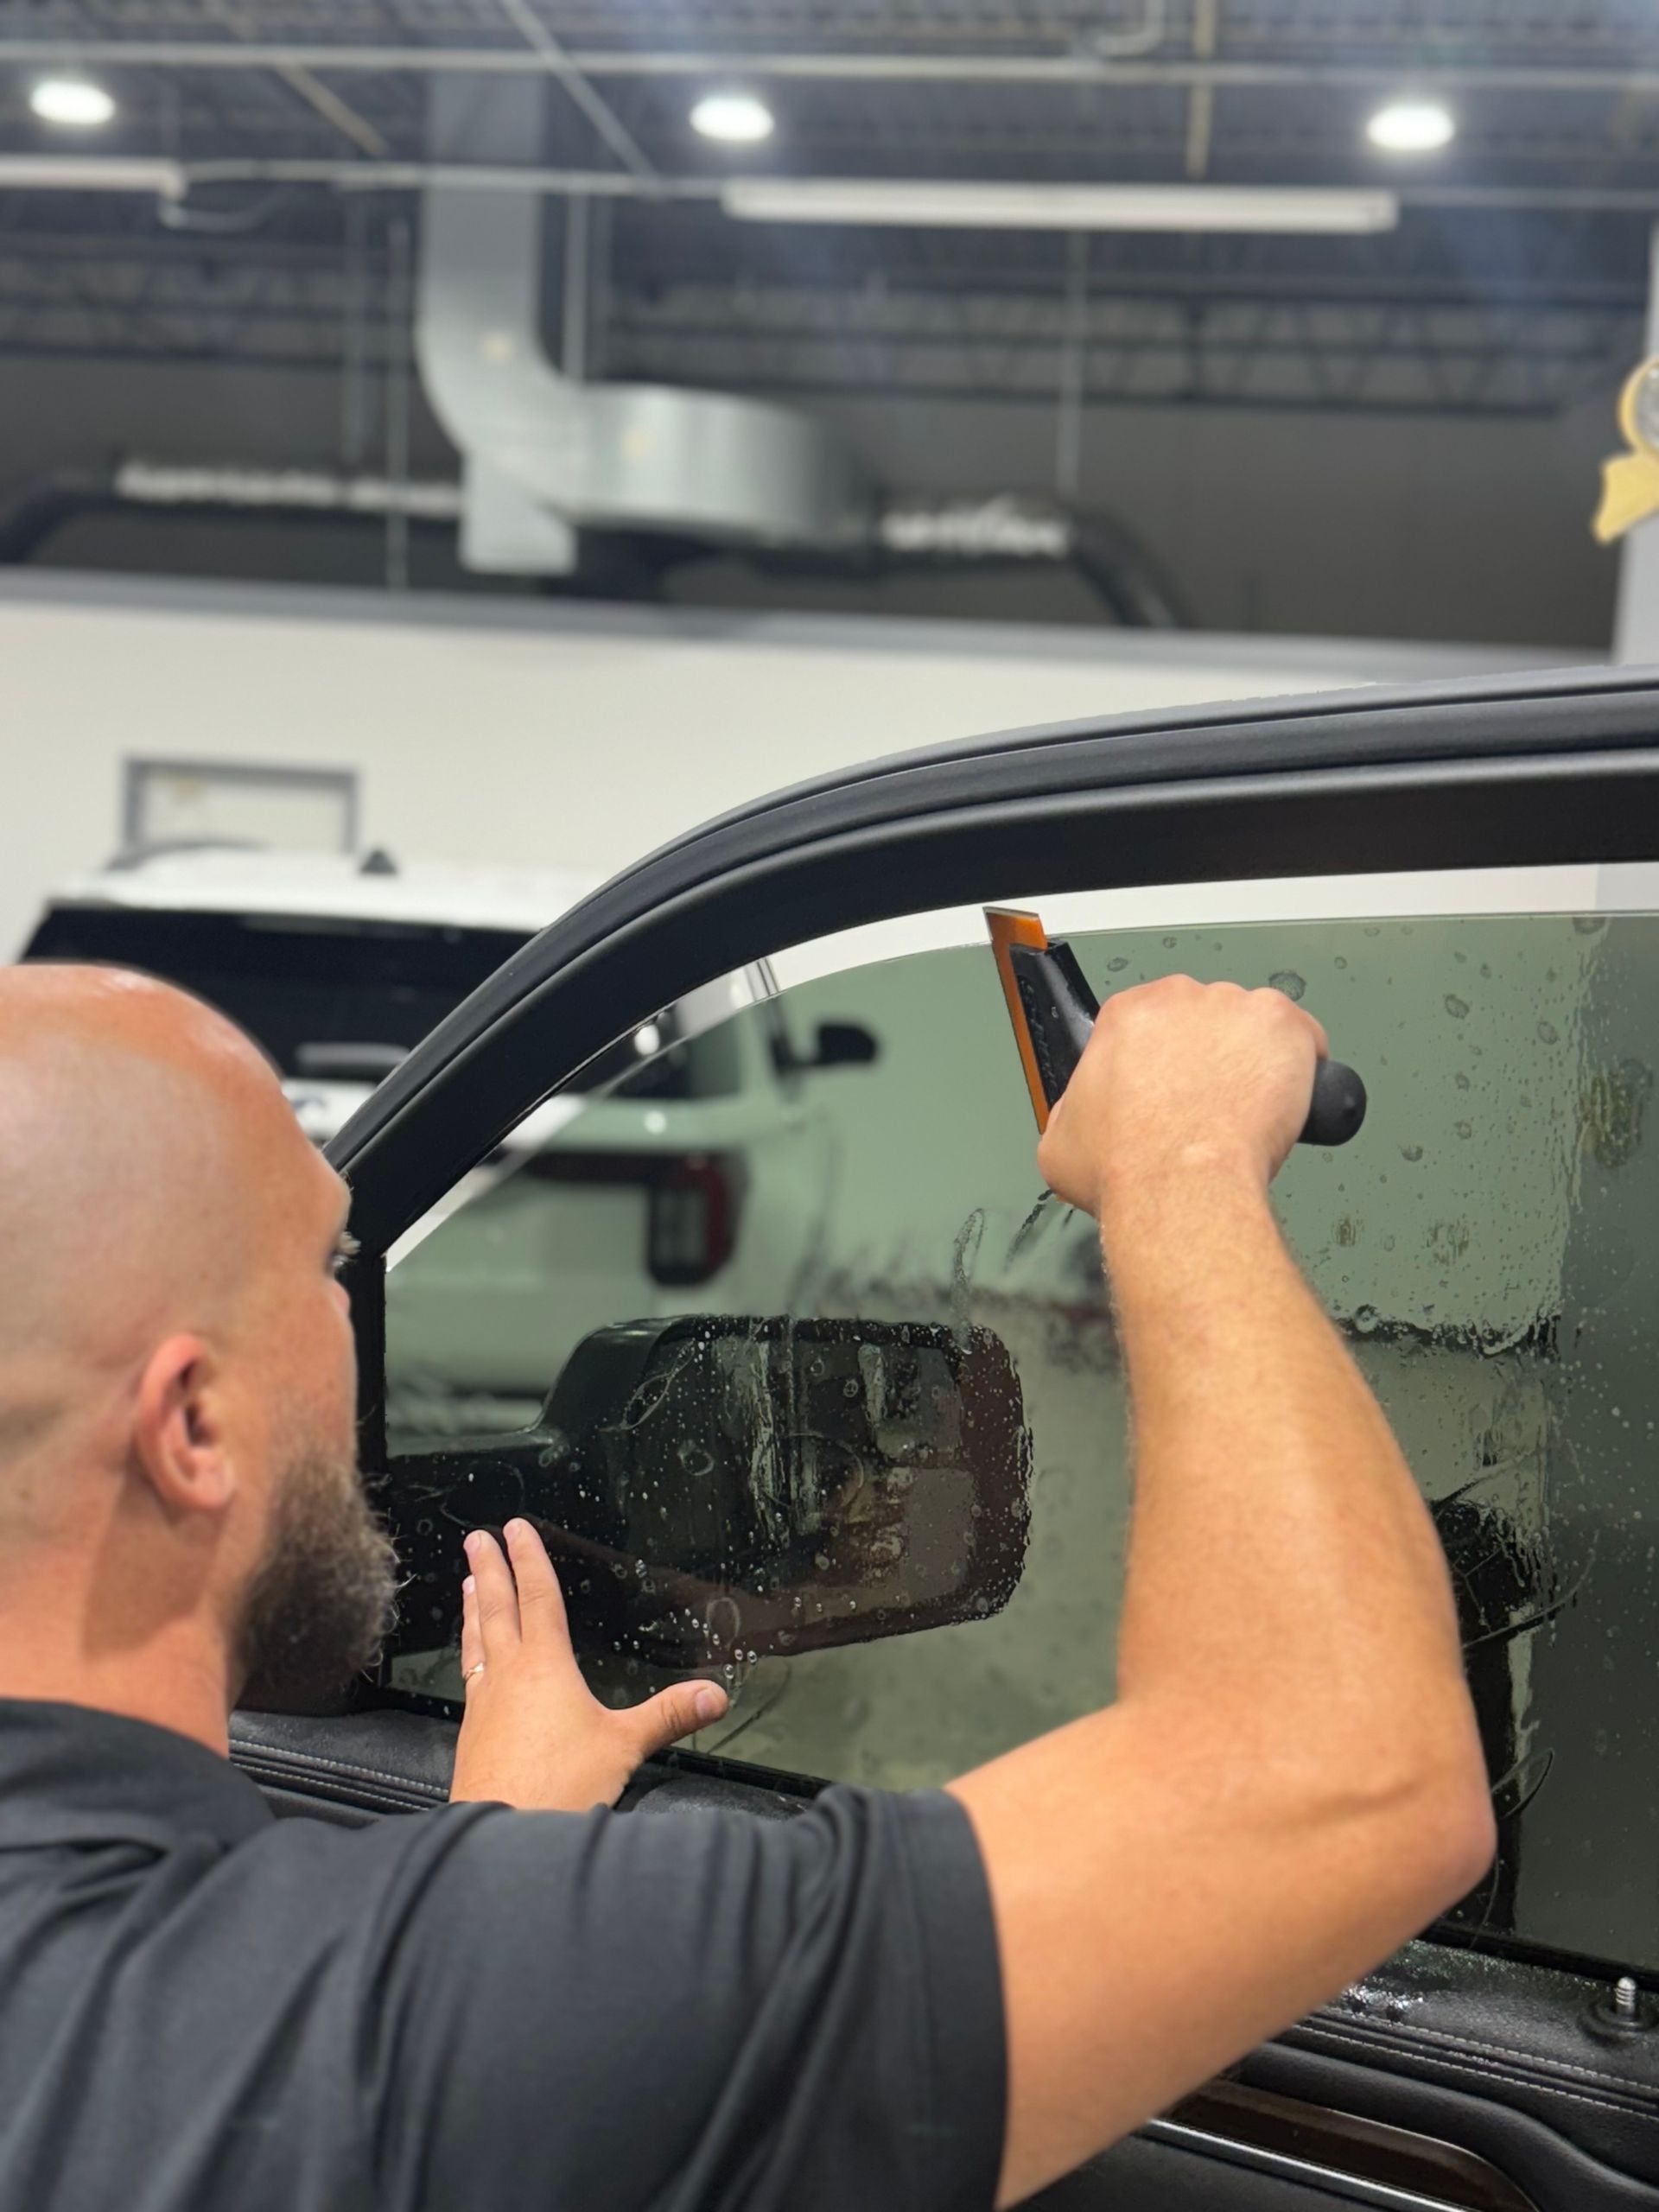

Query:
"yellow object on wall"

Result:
[[1593, 357, 1659, 543]]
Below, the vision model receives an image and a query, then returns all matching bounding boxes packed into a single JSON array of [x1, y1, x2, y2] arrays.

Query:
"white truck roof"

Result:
[[44, 847, 599, 938]]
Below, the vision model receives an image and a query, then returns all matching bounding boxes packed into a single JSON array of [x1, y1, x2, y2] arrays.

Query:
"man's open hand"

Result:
[[448, 1518, 729, 1812]]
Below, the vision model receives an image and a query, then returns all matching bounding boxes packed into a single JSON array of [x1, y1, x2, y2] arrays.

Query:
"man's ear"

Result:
[[132, 1335, 235, 1517]]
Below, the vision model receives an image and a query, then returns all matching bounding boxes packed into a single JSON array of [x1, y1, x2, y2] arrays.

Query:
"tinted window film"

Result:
[[383, 913, 1659, 1977]]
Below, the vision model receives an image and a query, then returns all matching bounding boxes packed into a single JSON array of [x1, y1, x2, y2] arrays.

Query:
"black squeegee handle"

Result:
[[1006, 940, 1368, 1148]]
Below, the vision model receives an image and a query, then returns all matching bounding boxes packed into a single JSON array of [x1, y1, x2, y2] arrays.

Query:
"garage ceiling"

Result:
[[2, 0, 1658, 415]]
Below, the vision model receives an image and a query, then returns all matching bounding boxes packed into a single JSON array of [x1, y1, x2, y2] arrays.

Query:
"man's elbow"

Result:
[[1365, 1727, 1497, 1928], [1414, 1759, 1498, 1914]]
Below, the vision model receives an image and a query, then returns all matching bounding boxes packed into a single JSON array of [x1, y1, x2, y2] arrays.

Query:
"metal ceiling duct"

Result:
[[416, 78, 872, 575]]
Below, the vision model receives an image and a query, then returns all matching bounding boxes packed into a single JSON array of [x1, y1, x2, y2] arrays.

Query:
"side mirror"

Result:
[[772, 1020, 881, 1077], [389, 1316, 1030, 1672], [810, 1020, 880, 1068]]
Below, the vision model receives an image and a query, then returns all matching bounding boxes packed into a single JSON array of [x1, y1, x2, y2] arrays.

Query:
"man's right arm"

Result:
[[947, 976, 1496, 2208]]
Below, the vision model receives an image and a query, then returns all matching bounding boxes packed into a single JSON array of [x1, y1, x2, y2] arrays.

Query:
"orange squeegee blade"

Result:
[[985, 906, 1054, 1134]]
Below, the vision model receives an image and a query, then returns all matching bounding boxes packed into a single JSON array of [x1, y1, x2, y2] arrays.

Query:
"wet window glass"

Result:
[[383, 912, 1659, 1977]]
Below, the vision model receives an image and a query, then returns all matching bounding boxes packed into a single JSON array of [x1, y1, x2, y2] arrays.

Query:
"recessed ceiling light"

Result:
[[29, 77, 117, 128], [1366, 99, 1455, 154], [690, 91, 775, 145]]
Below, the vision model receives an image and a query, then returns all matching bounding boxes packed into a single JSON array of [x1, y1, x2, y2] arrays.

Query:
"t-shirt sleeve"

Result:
[[359, 1785, 1005, 2212]]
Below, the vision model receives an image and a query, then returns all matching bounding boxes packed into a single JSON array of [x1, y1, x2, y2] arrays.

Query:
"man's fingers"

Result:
[[624, 1678, 730, 1764], [459, 1573, 484, 1687], [503, 1518, 571, 1653], [465, 1529, 519, 1656]]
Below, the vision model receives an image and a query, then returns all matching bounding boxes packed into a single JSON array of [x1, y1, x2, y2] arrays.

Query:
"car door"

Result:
[[237, 665, 1659, 2211]]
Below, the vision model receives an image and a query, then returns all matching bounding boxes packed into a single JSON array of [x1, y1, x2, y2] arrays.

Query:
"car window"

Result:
[[22, 906, 528, 1077], [381, 903, 1659, 1977], [22, 906, 746, 1103]]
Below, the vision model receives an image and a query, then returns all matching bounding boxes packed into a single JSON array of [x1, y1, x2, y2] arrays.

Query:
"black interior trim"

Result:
[[229, 1707, 813, 1826], [1244, 2037, 1659, 2210], [1160, 2080, 1540, 2211]]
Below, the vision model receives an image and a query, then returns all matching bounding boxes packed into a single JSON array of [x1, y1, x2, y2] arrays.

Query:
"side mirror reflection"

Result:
[[772, 1020, 881, 1077], [385, 1315, 1031, 1677], [810, 1020, 880, 1068]]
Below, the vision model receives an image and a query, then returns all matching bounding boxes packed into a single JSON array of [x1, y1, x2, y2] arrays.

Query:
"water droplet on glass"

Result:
[[1268, 969, 1306, 1002], [1401, 1143, 1424, 1163], [1444, 994, 1470, 1020], [1106, 956, 1129, 973], [1354, 1305, 1379, 1335], [1537, 1020, 1559, 1045]]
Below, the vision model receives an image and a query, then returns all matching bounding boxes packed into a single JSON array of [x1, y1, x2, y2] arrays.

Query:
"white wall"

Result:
[[0, 569, 1571, 961]]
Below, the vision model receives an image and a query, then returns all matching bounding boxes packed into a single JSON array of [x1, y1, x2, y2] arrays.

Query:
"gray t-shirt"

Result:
[[0, 1700, 1004, 2211]]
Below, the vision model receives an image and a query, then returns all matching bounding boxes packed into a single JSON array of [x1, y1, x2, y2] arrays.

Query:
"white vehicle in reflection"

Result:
[[22, 847, 880, 1428]]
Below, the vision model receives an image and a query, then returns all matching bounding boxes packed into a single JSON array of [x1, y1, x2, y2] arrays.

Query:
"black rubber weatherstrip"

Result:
[[328, 671, 1659, 1255], [591, 658, 1656, 891]]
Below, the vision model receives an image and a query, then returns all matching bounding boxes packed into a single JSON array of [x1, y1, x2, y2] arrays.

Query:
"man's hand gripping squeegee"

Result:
[[986, 907, 1368, 1147]]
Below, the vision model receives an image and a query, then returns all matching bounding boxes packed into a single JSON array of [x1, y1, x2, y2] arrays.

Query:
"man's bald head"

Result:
[[0, 961, 395, 1724], [0, 965, 331, 1482]]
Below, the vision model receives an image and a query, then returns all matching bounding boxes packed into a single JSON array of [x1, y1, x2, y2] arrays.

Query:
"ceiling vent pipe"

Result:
[[416, 77, 873, 575]]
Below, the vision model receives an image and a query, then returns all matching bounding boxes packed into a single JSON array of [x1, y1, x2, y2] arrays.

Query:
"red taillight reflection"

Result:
[[647, 1156, 739, 1287]]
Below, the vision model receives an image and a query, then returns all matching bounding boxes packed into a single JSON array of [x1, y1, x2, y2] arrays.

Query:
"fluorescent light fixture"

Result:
[[721, 178, 1398, 235], [1366, 99, 1455, 154], [29, 77, 116, 128], [690, 91, 774, 144], [0, 154, 183, 194]]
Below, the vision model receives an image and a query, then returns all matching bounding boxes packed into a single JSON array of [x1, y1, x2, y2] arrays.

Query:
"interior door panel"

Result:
[[231, 1707, 1659, 2212]]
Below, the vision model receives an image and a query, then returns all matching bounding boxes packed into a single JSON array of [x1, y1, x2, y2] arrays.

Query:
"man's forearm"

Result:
[[950, 981, 1496, 2208], [1103, 1155, 1478, 1794]]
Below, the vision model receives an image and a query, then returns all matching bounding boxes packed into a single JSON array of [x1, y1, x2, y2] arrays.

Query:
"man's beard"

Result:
[[234, 1428, 401, 1714]]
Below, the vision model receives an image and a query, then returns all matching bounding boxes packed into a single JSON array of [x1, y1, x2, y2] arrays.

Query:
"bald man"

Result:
[[0, 963, 1493, 2212]]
